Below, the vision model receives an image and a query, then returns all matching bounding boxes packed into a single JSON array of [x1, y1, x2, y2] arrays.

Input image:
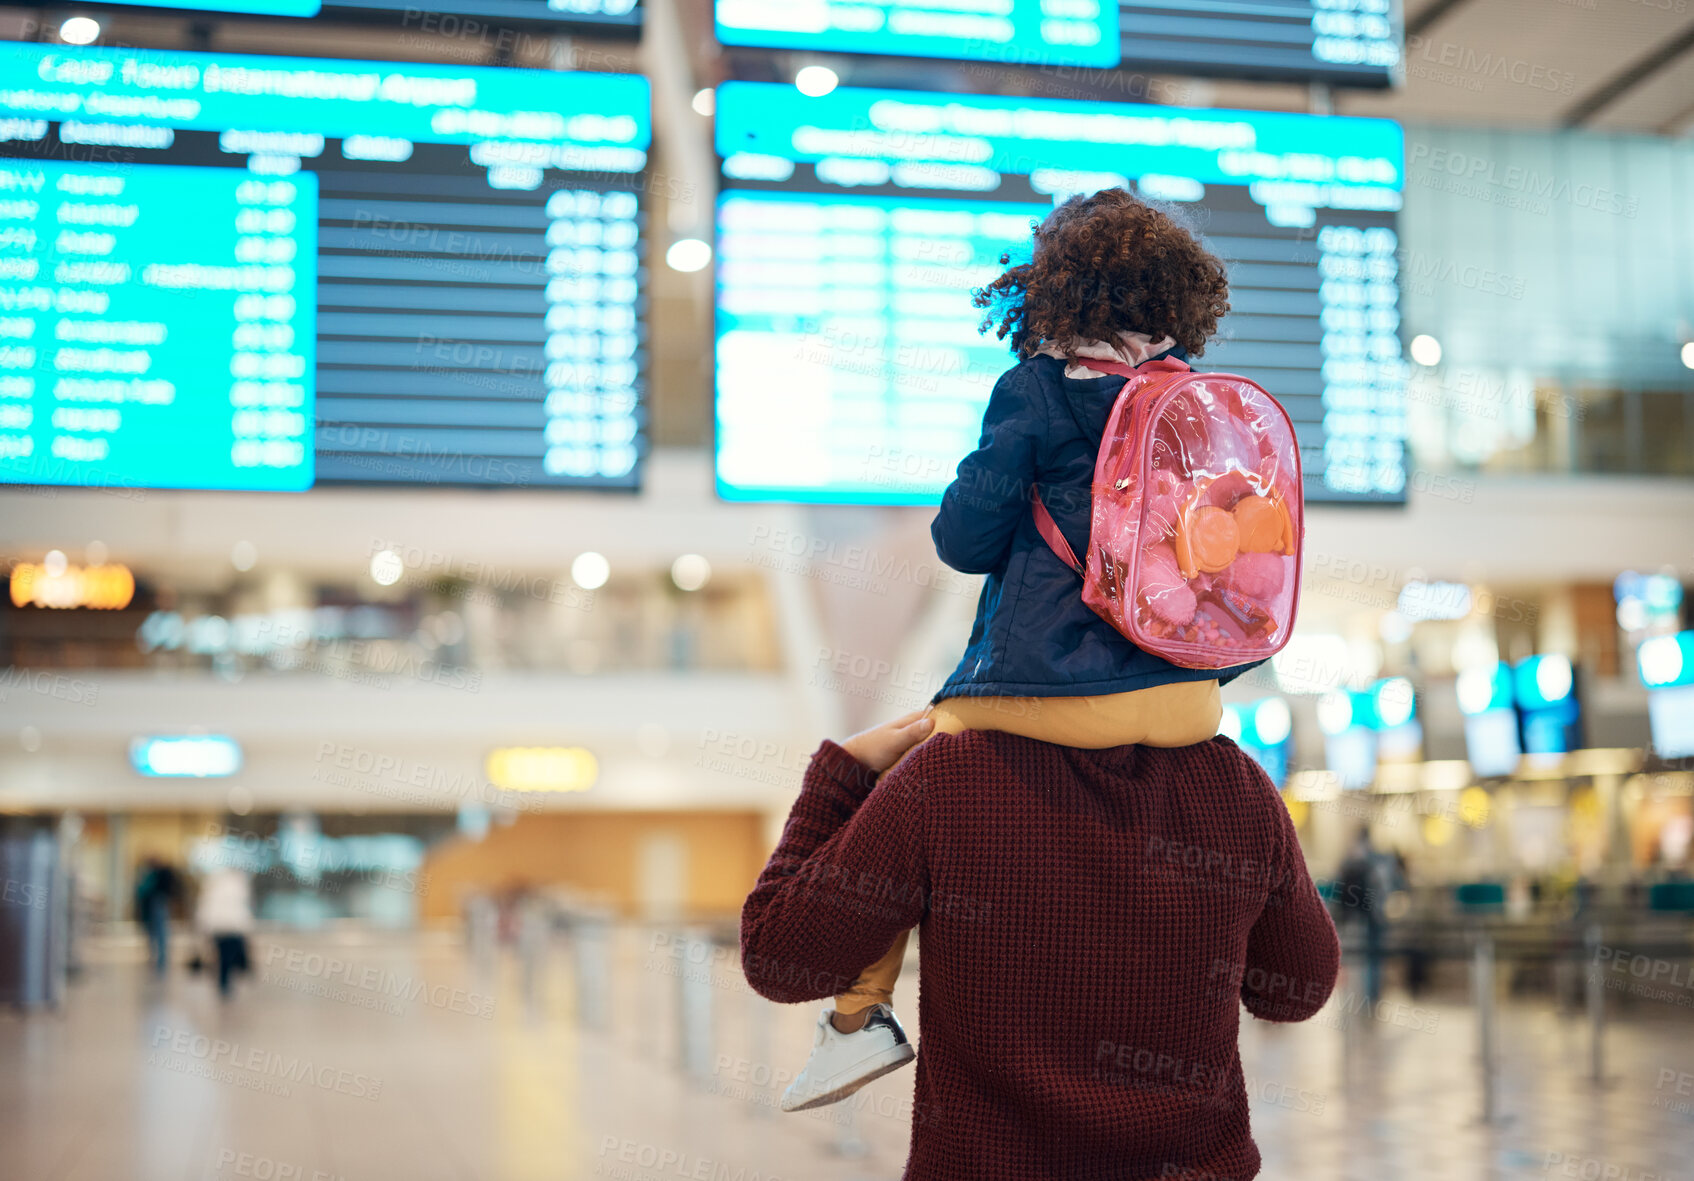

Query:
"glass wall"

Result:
[[1399, 126, 1694, 476]]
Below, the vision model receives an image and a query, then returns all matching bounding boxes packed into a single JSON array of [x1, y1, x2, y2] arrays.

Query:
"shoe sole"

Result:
[[780, 1043, 915, 1113]]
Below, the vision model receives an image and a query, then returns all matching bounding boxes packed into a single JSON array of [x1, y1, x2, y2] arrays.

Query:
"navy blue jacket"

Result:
[[931, 351, 1262, 701]]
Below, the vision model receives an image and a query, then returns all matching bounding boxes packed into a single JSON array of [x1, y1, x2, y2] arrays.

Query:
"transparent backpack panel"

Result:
[[1085, 375, 1301, 670]]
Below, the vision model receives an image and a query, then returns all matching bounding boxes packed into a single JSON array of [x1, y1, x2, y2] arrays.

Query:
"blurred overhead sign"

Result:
[[130, 735, 243, 778], [8, 561, 135, 609], [485, 746, 598, 793]]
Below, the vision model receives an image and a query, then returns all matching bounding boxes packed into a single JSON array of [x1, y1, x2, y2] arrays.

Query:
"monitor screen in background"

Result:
[[0, 44, 649, 491], [56, 0, 641, 31], [712, 82, 1406, 505], [1115, 0, 1399, 87], [714, 0, 1400, 87], [716, 0, 1119, 67], [1649, 685, 1694, 761], [1463, 708, 1522, 779]]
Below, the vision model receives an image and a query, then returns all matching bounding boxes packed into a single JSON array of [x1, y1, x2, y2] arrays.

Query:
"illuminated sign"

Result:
[[1318, 678, 1414, 733], [1455, 662, 1520, 778], [1637, 632, 1694, 760], [1221, 696, 1293, 786], [485, 746, 597, 793], [9, 561, 135, 608], [130, 735, 243, 777], [1639, 632, 1694, 690], [1455, 662, 1511, 716], [1615, 571, 1682, 633], [1513, 654, 1581, 757], [1315, 677, 1418, 787]]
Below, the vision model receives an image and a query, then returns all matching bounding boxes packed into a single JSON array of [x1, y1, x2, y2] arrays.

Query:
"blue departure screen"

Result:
[[713, 83, 1406, 505], [0, 162, 317, 490], [1116, 0, 1399, 86], [0, 44, 650, 491], [716, 0, 1119, 67], [68, 0, 640, 31], [110, 0, 321, 13], [715, 1, 1400, 86]]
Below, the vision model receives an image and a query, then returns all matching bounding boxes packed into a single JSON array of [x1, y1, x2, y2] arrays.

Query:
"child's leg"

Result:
[[782, 929, 916, 1112], [819, 708, 956, 1032], [830, 928, 911, 1031]]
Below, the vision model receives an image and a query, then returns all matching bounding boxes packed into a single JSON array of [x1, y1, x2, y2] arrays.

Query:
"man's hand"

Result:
[[840, 708, 936, 774]]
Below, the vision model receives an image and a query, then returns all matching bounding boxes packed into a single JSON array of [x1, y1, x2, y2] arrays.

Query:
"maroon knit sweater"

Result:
[[741, 730, 1339, 1181]]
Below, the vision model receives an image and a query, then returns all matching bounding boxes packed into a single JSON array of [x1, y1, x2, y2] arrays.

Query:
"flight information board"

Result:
[[713, 82, 1406, 505], [1116, 0, 1398, 86], [64, 0, 640, 32], [0, 44, 649, 491], [715, 0, 1399, 87], [716, 0, 1119, 67]]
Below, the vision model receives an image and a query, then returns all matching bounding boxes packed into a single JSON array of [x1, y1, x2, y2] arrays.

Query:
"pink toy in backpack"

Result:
[[1031, 356, 1303, 670]]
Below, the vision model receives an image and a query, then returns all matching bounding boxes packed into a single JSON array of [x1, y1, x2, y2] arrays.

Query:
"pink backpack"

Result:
[[1032, 356, 1303, 671]]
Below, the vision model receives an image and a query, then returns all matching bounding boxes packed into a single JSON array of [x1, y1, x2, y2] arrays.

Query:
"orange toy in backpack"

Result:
[[1031, 356, 1304, 670]]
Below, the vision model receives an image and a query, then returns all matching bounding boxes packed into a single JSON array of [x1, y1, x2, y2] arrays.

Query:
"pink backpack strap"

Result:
[[1031, 486, 1083, 575]]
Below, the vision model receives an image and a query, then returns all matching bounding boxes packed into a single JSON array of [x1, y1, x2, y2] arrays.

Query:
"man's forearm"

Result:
[[739, 739, 928, 1004]]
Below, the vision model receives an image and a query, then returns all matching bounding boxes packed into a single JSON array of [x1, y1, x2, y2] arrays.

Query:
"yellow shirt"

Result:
[[930, 680, 1221, 749]]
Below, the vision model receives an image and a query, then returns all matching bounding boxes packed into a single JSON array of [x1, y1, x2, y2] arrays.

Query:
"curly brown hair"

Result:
[[973, 188, 1230, 358]]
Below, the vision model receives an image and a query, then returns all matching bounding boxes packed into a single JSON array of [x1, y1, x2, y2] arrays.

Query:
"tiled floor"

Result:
[[2, 926, 1690, 1181]]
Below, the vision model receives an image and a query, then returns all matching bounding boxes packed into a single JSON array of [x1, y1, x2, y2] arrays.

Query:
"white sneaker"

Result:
[[779, 1003, 915, 1113]]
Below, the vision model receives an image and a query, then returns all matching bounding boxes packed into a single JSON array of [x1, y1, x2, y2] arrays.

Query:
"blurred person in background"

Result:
[[134, 857, 181, 977], [1335, 827, 1400, 1006], [1391, 847, 1429, 997], [194, 864, 254, 999]]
